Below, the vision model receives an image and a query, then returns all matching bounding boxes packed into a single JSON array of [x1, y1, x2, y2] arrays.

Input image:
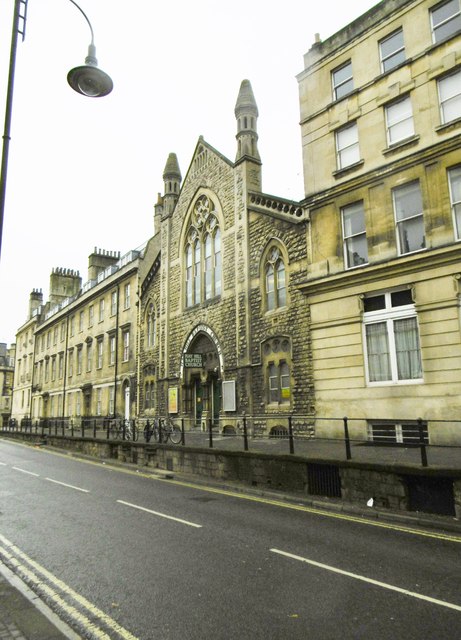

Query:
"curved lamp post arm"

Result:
[[0, 0, 113, 259]]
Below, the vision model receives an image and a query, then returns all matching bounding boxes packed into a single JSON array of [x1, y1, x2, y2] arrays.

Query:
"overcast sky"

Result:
[[0, 0, 378, 345]]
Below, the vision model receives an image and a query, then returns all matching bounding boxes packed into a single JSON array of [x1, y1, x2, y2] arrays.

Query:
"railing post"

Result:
[[106, 420, 110, 440], [93, 420, 97, 439], [418, 417, 428, 467], [208, 418, 213, 448], [82, 421, 85, 439], [159, 419, 163, 444], [61, 421, 64, 437], [243, 416, 249, 451], [122, 420, 126, 441], [343, 416, 352, 460], [288, 415, 295, 454], [181, 418, 185, 446]]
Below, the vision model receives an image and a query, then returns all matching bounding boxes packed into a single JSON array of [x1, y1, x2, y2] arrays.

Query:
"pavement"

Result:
[[0, 561, 78, 640]]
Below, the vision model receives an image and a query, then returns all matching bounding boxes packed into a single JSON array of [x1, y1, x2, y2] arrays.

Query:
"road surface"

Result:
[[0, 439, 460, 639]]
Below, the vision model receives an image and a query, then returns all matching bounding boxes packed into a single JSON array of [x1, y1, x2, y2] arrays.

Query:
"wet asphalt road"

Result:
[[0, 439, 460, 640]]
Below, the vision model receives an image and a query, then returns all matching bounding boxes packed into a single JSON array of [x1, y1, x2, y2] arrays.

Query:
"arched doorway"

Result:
[[182, 328, 222, 428]]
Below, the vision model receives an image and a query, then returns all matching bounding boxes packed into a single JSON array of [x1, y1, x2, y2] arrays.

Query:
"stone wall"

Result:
[[2, 431, 460, 520]]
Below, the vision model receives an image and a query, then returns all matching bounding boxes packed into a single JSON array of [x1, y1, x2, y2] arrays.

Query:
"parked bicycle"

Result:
[[110, 419, 139, 441], [144, 417, 182, 444]]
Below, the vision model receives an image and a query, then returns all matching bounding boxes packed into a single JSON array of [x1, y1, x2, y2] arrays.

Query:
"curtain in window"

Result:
[[277, 262, 286, 307], [366, 322, 391, 381], [268, 363, 278, 403], [266, 265, 275, 310], [394, 317, 422, 380]]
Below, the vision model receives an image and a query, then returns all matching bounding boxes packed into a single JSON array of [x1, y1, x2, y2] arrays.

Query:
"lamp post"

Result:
[[0, 0, 113, 260]]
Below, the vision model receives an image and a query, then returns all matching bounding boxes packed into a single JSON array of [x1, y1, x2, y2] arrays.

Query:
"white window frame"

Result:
[[86, 342, 92, 372], [124, 283, 131, 309], [68, 350, 73, 378], [385, 95, 414, 145], [96, 388, 102, 416], [438, 69, 461, 125], [430, 0, 461, 43], [363, 291, 423, 386], [123, 330, 130, 362], [109, 336, 116, 365], [336, 123, 360, 170], [109, 386, 115, 415], [97, 339, 103, 369], [393, 181, 425, 255], [379, 28, 405, 73], [99, 298, 105, 322], [332, 61, 353, 100], [111, 291, 117, 316], [342, 202, 368, 269], [448, 165, 461, 239]]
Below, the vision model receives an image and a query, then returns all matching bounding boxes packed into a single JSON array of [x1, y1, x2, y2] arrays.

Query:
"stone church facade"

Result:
[[137, 80, 312, 433]]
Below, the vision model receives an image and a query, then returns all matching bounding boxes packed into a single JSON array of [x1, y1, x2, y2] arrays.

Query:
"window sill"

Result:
[[264, 305, 288, 316], [435, 117, 461, 134], [266, 403, 292, 412], [333, 159, 364, 179], [366, 379, 424, 387], [382, 134, 420, 155]]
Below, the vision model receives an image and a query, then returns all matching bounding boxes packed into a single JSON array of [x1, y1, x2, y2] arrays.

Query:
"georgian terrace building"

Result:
[[297, 0, 461, 444], [12, 248, 142, 426]]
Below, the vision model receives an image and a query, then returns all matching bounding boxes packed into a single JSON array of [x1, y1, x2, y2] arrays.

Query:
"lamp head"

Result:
[[67, 44, 113, 97]]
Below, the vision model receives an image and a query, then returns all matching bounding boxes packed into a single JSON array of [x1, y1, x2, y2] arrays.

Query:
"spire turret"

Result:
[[235, 79, 260, 163], [162, 153, 181, 216]]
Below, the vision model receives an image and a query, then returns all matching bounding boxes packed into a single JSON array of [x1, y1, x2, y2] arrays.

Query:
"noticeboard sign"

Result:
[[184, 353, 203, 368]]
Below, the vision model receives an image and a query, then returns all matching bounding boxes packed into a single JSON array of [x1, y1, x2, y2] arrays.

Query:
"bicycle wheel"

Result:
[[169, 424, 182, 444]]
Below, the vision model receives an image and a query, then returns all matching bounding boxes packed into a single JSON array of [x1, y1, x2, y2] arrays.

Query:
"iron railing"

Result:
[[1, 414, 461, 468]]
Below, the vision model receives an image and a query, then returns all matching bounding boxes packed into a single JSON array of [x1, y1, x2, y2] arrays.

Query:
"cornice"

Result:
[[298, 243, 461, 295]]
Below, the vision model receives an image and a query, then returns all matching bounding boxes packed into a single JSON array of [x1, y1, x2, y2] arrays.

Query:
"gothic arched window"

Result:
[[185, 195, 222, 307], [265, 247, 286, 311]]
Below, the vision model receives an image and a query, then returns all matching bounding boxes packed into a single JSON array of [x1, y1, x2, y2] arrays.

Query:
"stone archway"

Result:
[[181, 326, 223, 428]]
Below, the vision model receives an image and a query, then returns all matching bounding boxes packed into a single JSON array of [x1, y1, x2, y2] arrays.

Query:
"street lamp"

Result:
[[0, 0, 113, 259]]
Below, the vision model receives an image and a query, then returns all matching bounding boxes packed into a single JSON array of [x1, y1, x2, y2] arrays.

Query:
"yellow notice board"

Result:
[[168, 387, 178, 413]]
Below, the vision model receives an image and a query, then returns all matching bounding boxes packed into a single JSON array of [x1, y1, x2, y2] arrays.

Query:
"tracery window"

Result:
[[185, 195, 222, 307], [265, 247, 286, 311]]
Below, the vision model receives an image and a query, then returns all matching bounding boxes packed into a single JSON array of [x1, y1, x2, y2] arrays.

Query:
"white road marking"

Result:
[[12, 466, 39, 477], [0, 462, 7, 466], [117, 499, 202, 528], [270, 548, 461, 612], [45, 478, 89, 493], [0, 534, 139, 640]]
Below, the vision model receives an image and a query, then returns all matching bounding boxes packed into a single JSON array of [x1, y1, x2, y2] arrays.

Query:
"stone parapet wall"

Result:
[[2, 431, 460, 521]]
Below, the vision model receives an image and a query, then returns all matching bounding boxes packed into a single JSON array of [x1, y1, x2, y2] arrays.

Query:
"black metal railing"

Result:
[[2, 414, 461, 468]]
